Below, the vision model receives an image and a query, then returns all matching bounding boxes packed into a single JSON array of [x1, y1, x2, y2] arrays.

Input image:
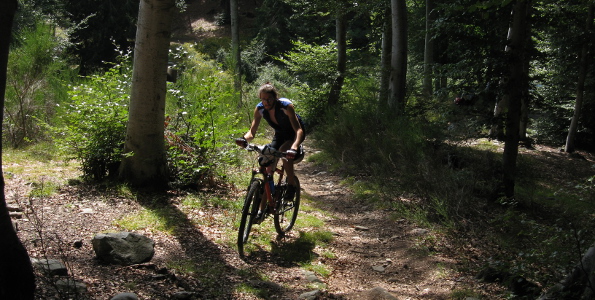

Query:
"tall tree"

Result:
[[379, 6, 392, 106], [565, 3, 594, 153], [389, 0, 407, 113], [502, 0, 531, 198], [119, 0, 175, 188], [0, 0, 36, 298], [422, 0, 435, 98], [328, 6, 347, 106], [230, 0, 241, 103]]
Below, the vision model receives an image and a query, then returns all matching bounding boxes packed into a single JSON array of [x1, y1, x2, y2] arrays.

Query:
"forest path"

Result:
[[282, 155, 460, 299]]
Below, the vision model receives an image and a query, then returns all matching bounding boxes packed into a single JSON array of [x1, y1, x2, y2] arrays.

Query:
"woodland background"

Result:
[[1, 0, 595, 299]]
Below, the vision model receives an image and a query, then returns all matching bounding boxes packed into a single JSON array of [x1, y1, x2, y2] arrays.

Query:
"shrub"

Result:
[[5, 21, 72, 148], [166, 44, 244, 188], [52, 61, 130, 180]]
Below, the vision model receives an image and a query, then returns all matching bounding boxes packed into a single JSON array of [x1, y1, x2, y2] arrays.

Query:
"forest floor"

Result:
[[7, 0, 595, 298], [6, 140, 595, 299]]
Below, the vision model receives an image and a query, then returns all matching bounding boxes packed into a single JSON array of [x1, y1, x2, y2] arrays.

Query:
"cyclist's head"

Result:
[[258, 82, 279, 100]]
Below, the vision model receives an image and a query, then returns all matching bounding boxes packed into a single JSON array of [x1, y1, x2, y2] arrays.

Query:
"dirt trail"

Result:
[[282, 155, 464, 299]]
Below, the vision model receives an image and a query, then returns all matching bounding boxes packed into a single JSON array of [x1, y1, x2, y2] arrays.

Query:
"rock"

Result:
[[299, 289, 321, 299], [92, 232, 155, 265], [31, 258, 68, 276], [353, 287, 397, 300], [372, 265, 385, 272], [55, 278, 87, 294], [6, 204, 21, 212], [9, 211, 23, 219], [302, 270, 323, 283], [111, 292, 139, 300], [73, 240, 83, 248]]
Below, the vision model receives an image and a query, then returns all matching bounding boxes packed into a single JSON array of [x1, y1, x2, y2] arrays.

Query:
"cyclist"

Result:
[[237, 82, 305, 208]]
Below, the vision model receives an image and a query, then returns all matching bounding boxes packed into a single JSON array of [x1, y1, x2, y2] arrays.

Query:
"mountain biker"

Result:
[[236, 82, 305, 205]]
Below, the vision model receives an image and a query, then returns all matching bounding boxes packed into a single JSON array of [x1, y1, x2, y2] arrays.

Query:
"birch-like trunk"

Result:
[[120, 0, 175, 188]]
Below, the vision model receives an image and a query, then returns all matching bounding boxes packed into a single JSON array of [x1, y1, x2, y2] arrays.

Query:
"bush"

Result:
[[5, 21, 72, 148], [52, 61, 130, 180], [166, 44, 244, 188], [276, 40, 345, 128]]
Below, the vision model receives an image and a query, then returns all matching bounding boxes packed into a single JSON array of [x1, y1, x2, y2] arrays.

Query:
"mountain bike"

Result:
[[236, 141, 301, 257]]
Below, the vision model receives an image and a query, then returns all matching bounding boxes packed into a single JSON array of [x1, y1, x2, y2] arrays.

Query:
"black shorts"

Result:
[[268, 133, 304, 163]]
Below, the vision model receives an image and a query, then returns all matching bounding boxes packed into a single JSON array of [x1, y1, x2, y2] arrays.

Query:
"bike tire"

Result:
[[274, 176, 300, 235], [237, 179, 262, 257]]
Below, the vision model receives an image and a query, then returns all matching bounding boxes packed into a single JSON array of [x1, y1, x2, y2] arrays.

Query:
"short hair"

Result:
[[258, 82, 279, 99]]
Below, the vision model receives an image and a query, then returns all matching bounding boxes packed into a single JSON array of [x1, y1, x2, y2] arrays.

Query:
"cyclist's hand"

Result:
[[235, 138, 247, 148], [286, 149, 298, 160]]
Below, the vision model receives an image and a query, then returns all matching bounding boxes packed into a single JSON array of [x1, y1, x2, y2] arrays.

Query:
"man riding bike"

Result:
[[236, 83, 305, 219]]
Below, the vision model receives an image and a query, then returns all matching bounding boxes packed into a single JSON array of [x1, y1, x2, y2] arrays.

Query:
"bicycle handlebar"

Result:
[[245, 144, 288, 158]]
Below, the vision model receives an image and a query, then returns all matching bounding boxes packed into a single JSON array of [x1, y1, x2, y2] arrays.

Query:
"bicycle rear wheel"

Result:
[[237, 179, 262, 257], [274, 176, 300, 235]]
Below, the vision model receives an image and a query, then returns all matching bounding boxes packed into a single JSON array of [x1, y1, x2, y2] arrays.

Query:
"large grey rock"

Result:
[[92, 232, 155, 265]]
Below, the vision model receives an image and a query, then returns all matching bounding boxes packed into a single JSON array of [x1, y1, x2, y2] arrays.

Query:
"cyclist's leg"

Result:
[[278, 140, 297, 186]]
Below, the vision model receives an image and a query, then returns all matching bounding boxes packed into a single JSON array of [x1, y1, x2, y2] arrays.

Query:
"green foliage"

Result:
[[276, 40, 342, 127], [52, 60, 130, 180], [5, 20, 72, 148], [165, 44, 244, 188]]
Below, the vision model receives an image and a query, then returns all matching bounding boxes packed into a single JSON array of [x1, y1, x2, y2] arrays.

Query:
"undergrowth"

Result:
[[313, 97, 595, 295]]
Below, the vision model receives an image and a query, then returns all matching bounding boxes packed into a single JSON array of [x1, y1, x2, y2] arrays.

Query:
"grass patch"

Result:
[[3, 142, 80, 184], [114, 207, 180, 234], [29, 180, 60, 197], [301, 262, 333, 278]]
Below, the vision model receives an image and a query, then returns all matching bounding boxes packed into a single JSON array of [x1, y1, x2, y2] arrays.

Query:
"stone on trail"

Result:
[[92, 232, 155, 265], [31, 258, 68, 276], [111, 292, 139, 300]]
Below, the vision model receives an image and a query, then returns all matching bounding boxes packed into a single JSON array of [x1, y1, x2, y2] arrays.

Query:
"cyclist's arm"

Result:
[[244, 107, 262, 142], [285, 103, 304, 150]]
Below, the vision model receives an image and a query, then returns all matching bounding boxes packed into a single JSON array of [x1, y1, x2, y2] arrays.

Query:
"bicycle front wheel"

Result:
[[274, 176, 300, 235], [237, 179, 262, 257]]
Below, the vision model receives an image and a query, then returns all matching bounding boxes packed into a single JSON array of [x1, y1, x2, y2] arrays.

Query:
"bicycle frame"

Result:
[[252, 161, 286, 211]]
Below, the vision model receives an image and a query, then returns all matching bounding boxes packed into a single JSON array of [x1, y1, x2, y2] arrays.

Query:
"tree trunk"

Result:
[[379, 7, 392, 106], [565, 3, 594, 153], [503, 0, 531, 199], [230, 0, 242, 104], [422, 0, 435, 98], [0, 0, 36, 298], [389, 0, 407, 113], [119, 0, 175, 188], [328, 10, 347, 107], [490, 13, 514, 141]]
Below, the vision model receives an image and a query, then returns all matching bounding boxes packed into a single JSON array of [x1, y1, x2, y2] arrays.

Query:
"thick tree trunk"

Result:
[[379, 7, 391, 106], [0, 0, 36, 298], [503, 0, 531, 198], [328, 11, 347, 107], [422, 0, 435, 98], [389, 0, 407, 113], [565, 3, 594, 153], [119, 0, 175, 188], [230, 0, 242, 104]]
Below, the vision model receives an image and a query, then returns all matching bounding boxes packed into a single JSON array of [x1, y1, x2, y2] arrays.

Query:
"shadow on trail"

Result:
[[134, 191, 239, 298]]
